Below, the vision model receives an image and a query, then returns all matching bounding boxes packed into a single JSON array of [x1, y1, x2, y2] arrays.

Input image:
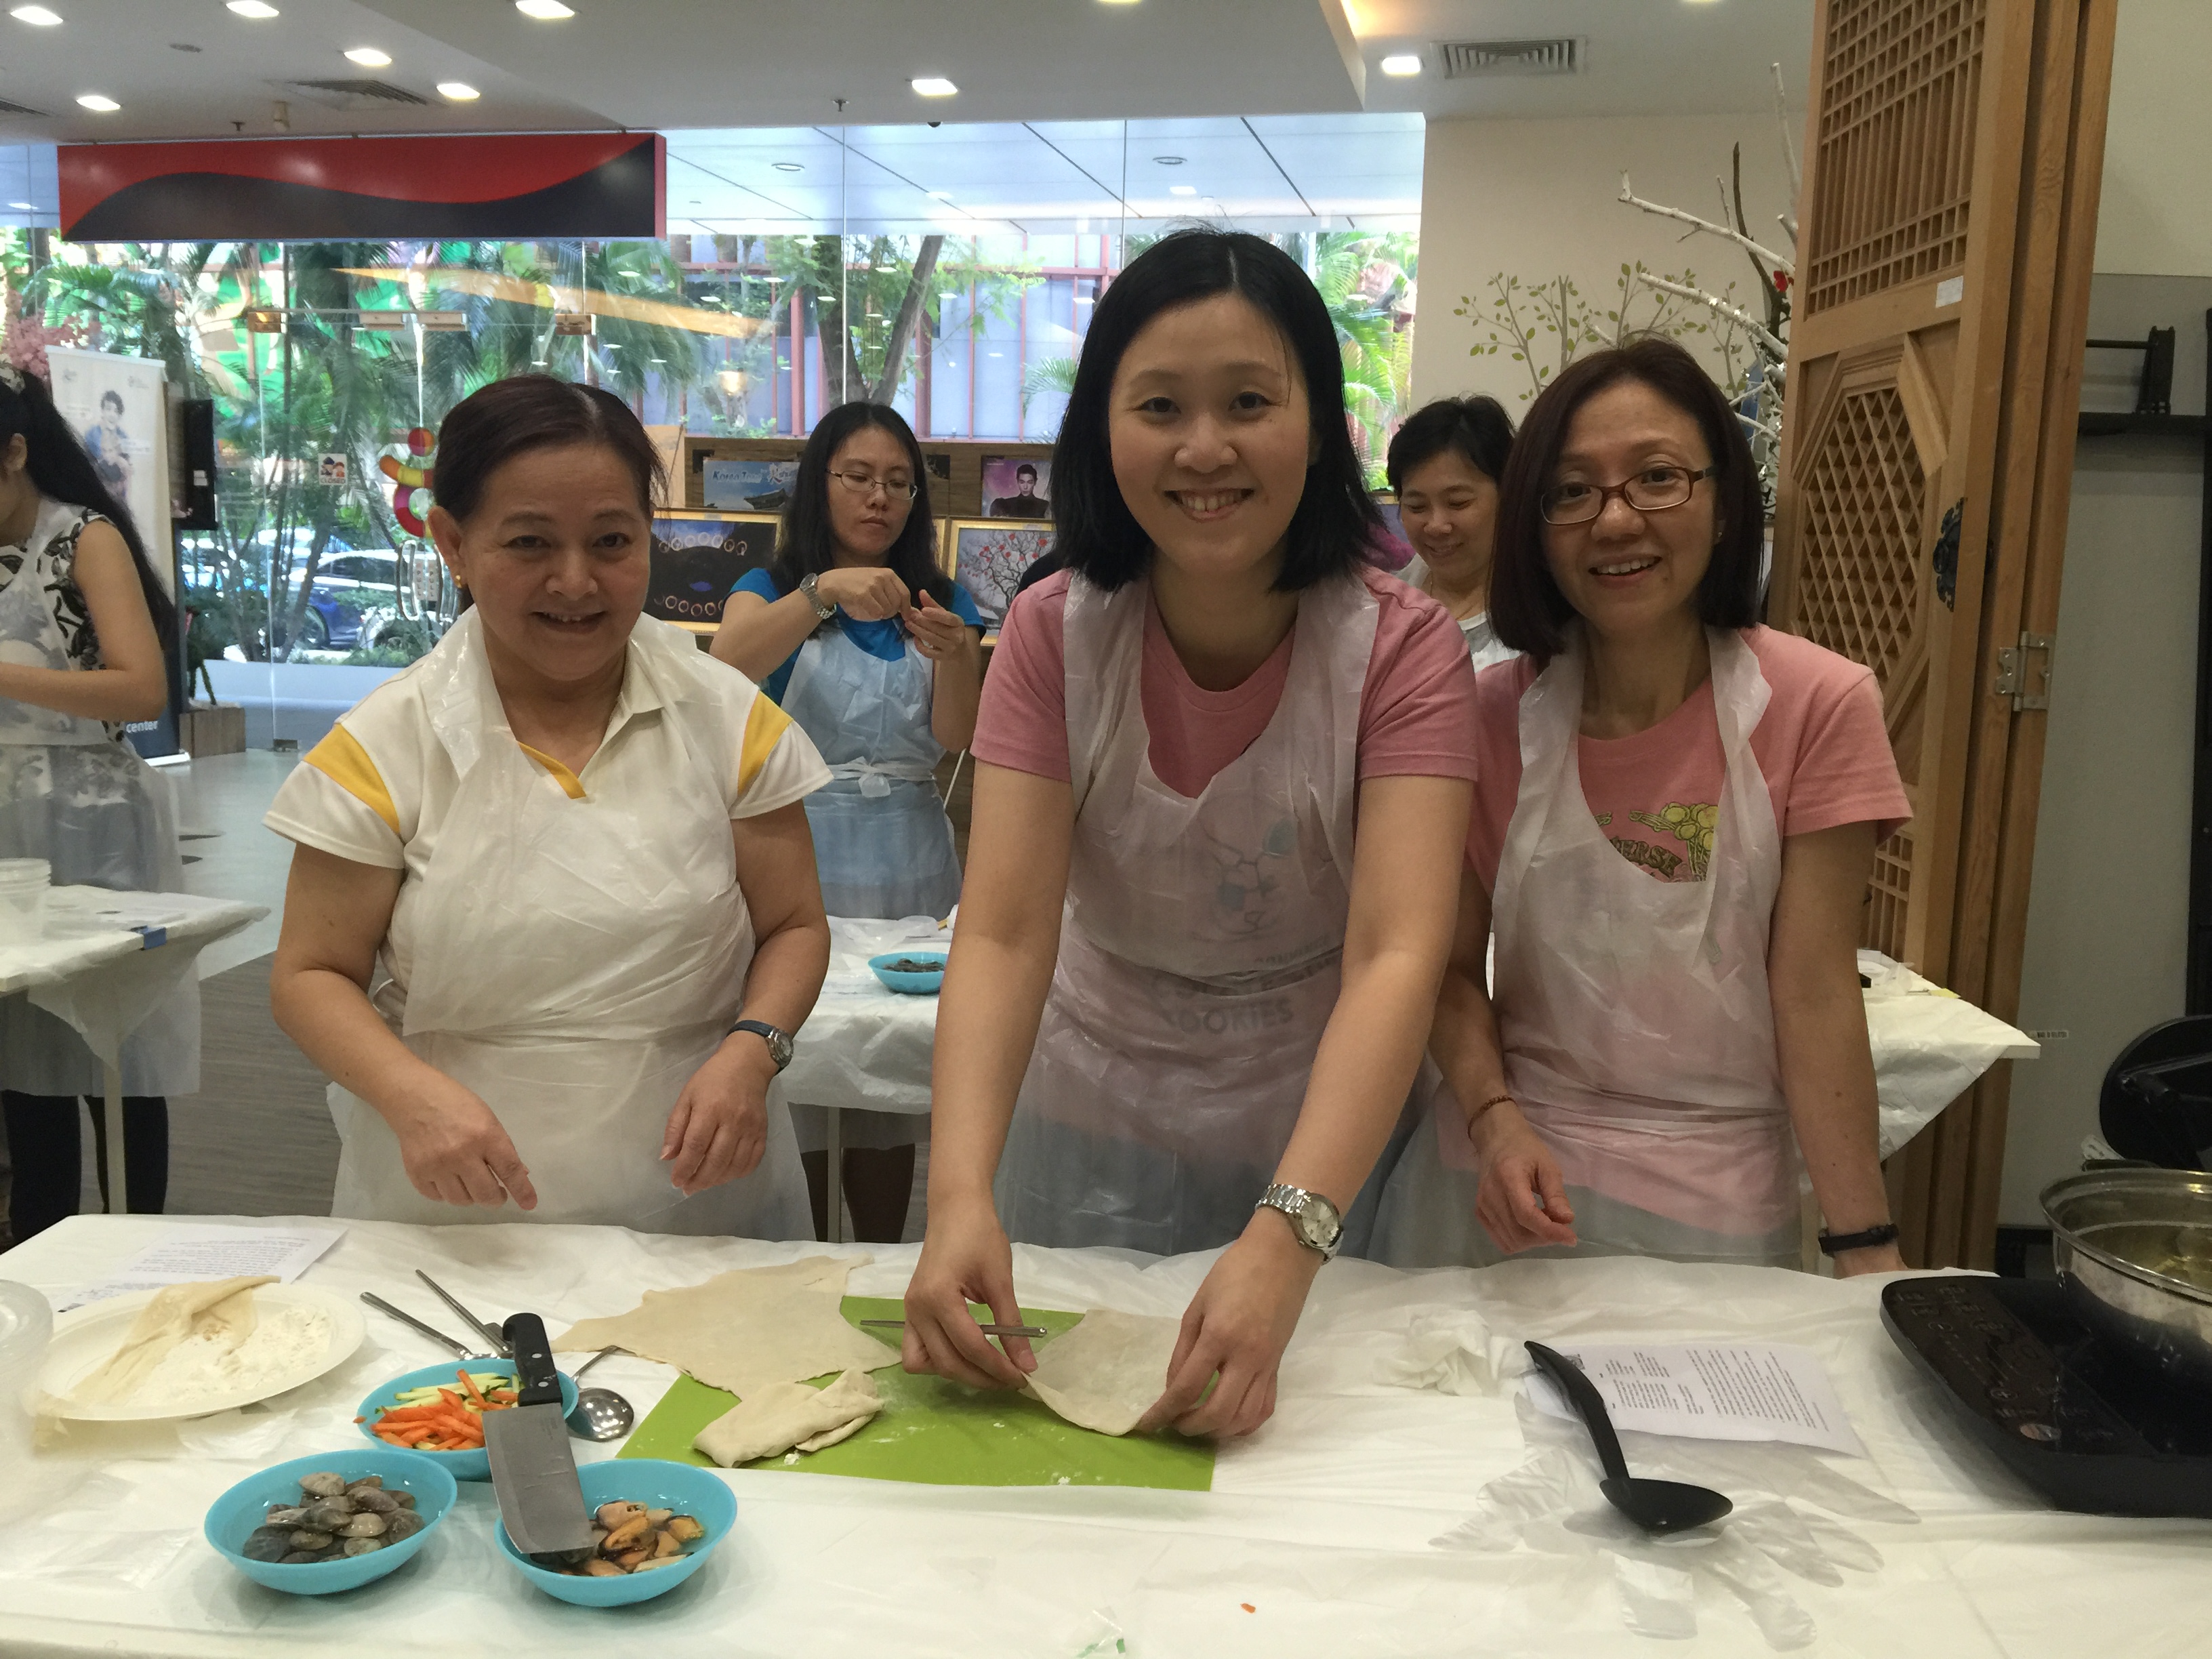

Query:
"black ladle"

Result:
[[1525, 1340, 1733, 1534]]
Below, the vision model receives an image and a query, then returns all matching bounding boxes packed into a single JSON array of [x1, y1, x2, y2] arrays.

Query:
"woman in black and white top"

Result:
[[0, 361, 191, 1243]]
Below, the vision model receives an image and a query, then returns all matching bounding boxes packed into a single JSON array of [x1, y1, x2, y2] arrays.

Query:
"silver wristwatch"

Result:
[[729, 1019, 794, 1072], [798, 572, 836, 621], [1256, 1183, 1343, 1260]]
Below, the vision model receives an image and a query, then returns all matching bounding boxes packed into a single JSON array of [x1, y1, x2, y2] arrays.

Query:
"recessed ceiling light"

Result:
[[8, 201, 37, 210], [1380, 53, 1421, 76], [437, 81, 479, 100], [515, 0, 573, 16], [911, 77, 958, 98], [1153, 155, 1184, 165], [76, 93, 119, 110], [344, 46, 390, 66], [226, 0, 278, 16], [1169, 184, 1197, 197], [11, 5, 64, 24], [771, 161, 802, 172]]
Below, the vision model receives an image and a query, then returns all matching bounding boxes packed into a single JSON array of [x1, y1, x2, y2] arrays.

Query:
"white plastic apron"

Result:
[[994, 572, 1377, 1256], [327, 611, 809, 1237], [781, 621, 961, 921], [0, 499, 198, 1097]]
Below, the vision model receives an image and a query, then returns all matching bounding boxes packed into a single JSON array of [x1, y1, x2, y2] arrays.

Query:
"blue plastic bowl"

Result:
[[355, 1361, 580, 1481], [205, 1448, 458, 1596], [494, 1458, 737, 1607], [868, 949, 947, 995]]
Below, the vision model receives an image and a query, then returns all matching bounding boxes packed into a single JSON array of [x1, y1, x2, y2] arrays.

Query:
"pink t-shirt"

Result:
[[1465, 626, 1910, 889], [972, 566, 1479, 794]]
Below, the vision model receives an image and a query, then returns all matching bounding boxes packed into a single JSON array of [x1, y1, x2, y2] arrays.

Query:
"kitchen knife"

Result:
[[484, 1311, 596, 1565]]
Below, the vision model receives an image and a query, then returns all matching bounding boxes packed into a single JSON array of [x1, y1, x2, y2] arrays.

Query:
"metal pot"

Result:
[[2042, 1167, 2212, 1395]]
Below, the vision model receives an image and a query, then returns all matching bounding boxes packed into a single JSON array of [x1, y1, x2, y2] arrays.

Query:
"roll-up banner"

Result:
[[57, 131, 664, 242]]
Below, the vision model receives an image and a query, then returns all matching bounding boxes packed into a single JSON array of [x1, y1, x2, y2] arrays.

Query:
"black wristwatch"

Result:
[[729, 1019, 794, 1072], [1817, 1222, 1900, 1256]]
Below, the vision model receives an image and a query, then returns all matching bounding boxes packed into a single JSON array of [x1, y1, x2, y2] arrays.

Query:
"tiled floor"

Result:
[[170, 750, 302, 978]]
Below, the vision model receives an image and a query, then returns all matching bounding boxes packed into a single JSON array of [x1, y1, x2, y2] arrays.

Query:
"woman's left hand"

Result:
[[1134, 1212, 1322, 1439], [903, 592, 971, 661], [660, 1039, 772, 1195]]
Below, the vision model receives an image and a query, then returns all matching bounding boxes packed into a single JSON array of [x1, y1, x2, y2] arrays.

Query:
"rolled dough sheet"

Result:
[[552, 1257, 891, 1399], [1023, 1308, 1183, 1437], [693, 1368, 883, 1467], [73, 1275, 277, 1406]]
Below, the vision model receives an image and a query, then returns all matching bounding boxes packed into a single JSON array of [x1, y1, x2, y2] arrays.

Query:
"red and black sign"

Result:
[[58, 131, 664, 242]]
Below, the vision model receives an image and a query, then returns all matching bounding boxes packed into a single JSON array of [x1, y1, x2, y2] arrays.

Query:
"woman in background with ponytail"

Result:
[[0, 361, 192, 1244]]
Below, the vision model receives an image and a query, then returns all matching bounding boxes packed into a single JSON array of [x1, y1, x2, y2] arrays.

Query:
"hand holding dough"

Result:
[[1023, 1309, 1184, 1437], [693, 1369, 883, 1467]]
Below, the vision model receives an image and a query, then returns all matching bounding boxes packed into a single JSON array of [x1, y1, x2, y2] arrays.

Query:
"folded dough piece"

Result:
[[552, 1257, 891, 1399], [1023, 1309, 1183, 1437], [693, 1368, 883, 1467], [74, 1275, 277, 1406]]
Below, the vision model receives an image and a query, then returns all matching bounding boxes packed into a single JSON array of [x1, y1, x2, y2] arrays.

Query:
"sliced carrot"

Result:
[[375, 1404, 449, 1425], [455, 1370, 488, 1408]]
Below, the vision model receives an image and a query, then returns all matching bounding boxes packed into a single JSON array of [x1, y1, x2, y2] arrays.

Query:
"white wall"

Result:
[[2093, 0, 2212, 278], [1411, 112, 1798, 415]]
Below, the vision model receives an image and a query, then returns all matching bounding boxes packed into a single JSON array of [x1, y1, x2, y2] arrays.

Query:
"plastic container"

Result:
[[355, 1360, 579, 1481], [0, 859, 52, 941], [494, 1458, 736, 1607], [868, 949, 947, 995], [203, 1449, 457, 1595], [0, 1280, 52, 1475]]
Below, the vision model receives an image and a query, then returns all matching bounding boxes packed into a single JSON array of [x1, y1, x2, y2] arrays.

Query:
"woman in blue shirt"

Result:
[[712, 402, 983, 1237]]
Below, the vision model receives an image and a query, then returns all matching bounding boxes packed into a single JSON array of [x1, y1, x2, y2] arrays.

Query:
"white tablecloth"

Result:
[[0, 1214, 2198, 1657]]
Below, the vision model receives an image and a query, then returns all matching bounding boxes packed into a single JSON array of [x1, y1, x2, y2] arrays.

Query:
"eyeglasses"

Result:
[[827, 469, 918, 502], [1539, 464, 1717, 526]]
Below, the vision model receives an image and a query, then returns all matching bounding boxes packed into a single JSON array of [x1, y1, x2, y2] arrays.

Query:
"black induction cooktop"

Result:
[[1881, 1275, 2212, 1518]]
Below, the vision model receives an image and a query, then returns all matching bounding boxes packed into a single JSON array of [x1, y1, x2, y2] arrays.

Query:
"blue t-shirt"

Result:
[[733, 567, 984, 704]]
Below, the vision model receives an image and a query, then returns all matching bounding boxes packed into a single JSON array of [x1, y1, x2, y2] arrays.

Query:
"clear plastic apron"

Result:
[[327, 611, 809, 1237], [781, 622, 961, 921], [1374, 626, 1799, 1269], [994, 572, 1377, 1256], [0, 498, 198, 1097]]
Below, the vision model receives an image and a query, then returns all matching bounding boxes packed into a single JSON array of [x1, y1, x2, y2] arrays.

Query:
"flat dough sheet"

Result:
[[1023, 1308, 1183, 1437], [693, 1368, 883, 1467], [74, 1275, 277, 1406], [552, 1257, 891, 1399]]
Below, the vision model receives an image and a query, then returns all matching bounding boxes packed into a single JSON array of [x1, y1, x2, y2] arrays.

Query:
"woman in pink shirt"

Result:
[[1372, 337, 1910, 1275], [901, 230, 1477, 1437]]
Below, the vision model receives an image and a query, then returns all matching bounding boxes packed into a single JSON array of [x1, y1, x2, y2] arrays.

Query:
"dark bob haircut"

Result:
[[1385, 394, 1515, 495], [768, 400, 951, 609], [1488, 335, 1763, 663], [434, 374, 666, 523], [1051, 227, 1380, 592]]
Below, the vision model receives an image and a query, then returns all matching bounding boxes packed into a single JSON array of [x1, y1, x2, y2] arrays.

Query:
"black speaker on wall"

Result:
[[175, 398, 217, 531]]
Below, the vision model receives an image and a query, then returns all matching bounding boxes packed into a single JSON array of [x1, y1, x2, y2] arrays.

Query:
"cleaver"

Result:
[[485, 1311, 596, 1565]]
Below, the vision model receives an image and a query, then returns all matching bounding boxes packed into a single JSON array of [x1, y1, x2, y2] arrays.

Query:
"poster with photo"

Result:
[[650, 512, 779, 626], [949, 520, 1056, 626], [703, 457, 800, 511], [981, 455, 1051, 520]]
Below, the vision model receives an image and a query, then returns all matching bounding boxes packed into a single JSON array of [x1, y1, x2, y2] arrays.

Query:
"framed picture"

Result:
[[945, 518, 1056, 626], [649, 510, 779, 628], [1368, 491, 1414, 573], [702, 457, 800, 512], [979, 454, 1052, 520]]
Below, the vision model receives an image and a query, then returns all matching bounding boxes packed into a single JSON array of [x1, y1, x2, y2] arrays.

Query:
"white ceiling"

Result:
[[0, 0, 1809, 234]]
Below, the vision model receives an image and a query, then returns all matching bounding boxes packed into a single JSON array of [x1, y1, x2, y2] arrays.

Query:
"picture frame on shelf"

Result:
[[701, 457, 800, 512], [943, 518, 1057, 627], [650, 510, 781, 631], [979, 454, 1052, 520]]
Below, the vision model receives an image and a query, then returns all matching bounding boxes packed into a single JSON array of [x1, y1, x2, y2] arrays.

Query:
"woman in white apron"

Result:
[[265, 376, 828, 1237], [0, 362, 194, 1243], [1371, 337, 1910, 1276], [901, 230, 1476, 1438], [712, 402, 983, 1241], [1388, 394, 1520, 674]]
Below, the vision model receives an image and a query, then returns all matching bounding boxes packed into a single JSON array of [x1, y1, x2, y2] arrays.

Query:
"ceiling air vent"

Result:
[[276, 79, 432, 110], [1439, 37, 1585, 79], [0, 96, 49, 117]]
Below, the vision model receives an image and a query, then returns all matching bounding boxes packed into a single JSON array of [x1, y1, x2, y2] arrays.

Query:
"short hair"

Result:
[[768, 400, 951, 607], [100, 389, 124, 413], [1015, 462, 1037, 480], [1386, 395, 1514, 494], [1051, 227, 1378, 592], [434, 374, 665, 523], [1488, 335, 1763, 663]]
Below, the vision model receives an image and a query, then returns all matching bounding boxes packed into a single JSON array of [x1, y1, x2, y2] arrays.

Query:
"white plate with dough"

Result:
[[37, 1284, 365, 1421]]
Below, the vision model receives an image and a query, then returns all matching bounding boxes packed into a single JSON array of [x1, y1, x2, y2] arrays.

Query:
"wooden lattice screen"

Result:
[[1770, 0, 2116, 1267]]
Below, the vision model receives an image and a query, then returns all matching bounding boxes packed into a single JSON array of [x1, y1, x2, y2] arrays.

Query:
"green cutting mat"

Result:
[[617, 1296, 1214, 1491]]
